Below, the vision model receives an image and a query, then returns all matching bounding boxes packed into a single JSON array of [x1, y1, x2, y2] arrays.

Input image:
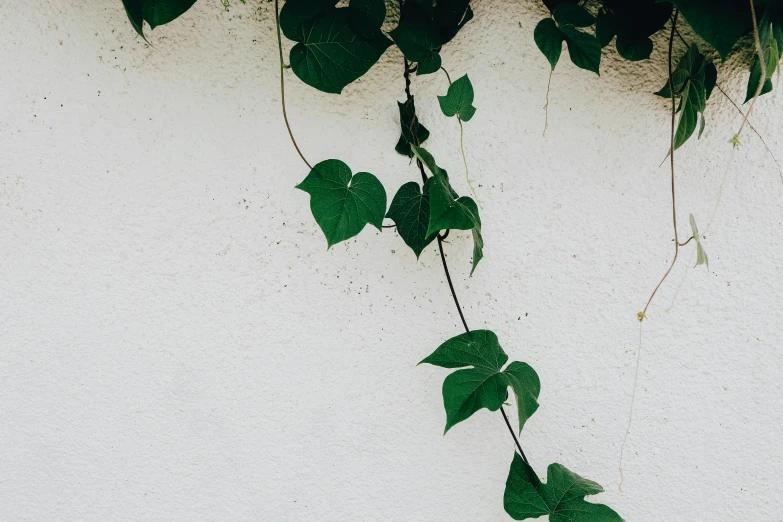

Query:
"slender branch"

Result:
[[401, 46, 529, 460], [678, 236, 694, 247], [501, 405, 530, 465], [641, 9, 681, 320], [542, 69, 553, 137], [436, 236, 470, 334], [275, 0, 311, 170]]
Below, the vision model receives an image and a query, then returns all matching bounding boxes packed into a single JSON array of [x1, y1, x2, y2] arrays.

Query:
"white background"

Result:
[[2, 1, 782, 520]]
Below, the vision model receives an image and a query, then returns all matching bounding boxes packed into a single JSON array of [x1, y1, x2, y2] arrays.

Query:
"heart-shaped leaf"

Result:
[[297, 159, 387, 247], [281, 0, 392, 94], [386, 181, 437, 258], [438, 74, 477, 122], [534, 18, 564, 70]]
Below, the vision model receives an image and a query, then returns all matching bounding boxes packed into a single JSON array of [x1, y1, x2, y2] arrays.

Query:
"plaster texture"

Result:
[[1, 1, 782, 520]]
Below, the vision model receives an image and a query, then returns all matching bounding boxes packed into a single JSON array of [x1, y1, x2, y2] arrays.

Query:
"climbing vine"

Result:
[[118, 0, 781, 519]]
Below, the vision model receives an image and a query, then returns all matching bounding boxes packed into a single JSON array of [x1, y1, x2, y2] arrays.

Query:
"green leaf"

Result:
[[122, 0, 144, 37], [616, 35, 653, 61], [420, 330, 540, 434], [390, 4, 443, 75], [412, 145, 484, 273], [689, 213, 709, 269], [142, 0, 197, 30], [553, 3, 596, 28], [595, 10, 617, 48], [666, 0, 753, 60], [434, 0, 473, 44], [560, 24, 601, 74], [437, 74, 477, 121], [348, 0, 386, 38], [504, 454, 624, 521], [281, 3, 392, 94], [386, 181, 436, 258], [744, 55, 773, 103], [296, 159, 387, 247], [534, 18, 565, 70], [705, 61, 717, 100], [395, 97, 430, 157], [655, 44, 709, 150]]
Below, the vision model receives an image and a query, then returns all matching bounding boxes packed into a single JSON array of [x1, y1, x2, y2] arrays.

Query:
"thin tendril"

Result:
[[275, 0, 311, 170]]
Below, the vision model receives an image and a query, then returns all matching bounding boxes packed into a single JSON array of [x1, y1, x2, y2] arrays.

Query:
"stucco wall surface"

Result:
[[1, 1, 782, 520]]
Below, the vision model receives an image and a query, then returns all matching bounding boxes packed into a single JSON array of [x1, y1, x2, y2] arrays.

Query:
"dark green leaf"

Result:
[[386, 181, 436, 258], [561, 24, 601, 74], [666, 0, 753, 60], [437, 74, 477, 121], [348, 0, 386, 38], [122, 0, 144, 37], [534, 18, 565, 70], [420, 330, 540, 433], [142, 0, 197, 30], [504, 454, 623, 521], [745, 54, 773, 103], [280, 0, 336, 36], [655, 44, 709, 149], [616, 34, 653, 61], [283, 6, 392, 94], [553, 3, 596, 28], [595, 10, 617, 48], [395, 97, 430, 157], [297, 159, 386, 247], [390, 4, 443, 75], [412, 145, 484, 273], [705, 62, 717, 100], [434, 0, 473, 44]]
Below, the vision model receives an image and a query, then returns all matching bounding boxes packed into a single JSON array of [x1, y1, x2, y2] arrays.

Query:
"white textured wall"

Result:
[[2, 1, 782, 520]]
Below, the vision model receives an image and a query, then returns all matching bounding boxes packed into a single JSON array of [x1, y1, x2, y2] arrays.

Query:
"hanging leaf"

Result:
[[534, 18, 565, 70], [504, 454, 624, 521], [667, 0, 753, 60], [655, 44, 709, 150], [281, 0, 392, 94], [595, 10, 617, 48], [553, 3, 596, 28], [744, 3, 783, 103], [438, 74, 477, 121], [390, 3, 443, 75], [297, 159, 386, 247], [705, 62, 717, 100], [433, 0, 473, 44], [348, 0, 386, 38], [689, 213, 709, 269], [560, 24, 601, 74], [604, 0, 671, 61], [395, 97, 430, 157], [386, 181, 437, 258], [420, 330, 540, 434], [410, 145, 484, 272], [121, 0, 197, 36]]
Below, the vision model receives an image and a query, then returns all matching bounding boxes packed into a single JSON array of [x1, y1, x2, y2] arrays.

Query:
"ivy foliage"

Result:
[[504, 454, 623, 521], [438, 74, 477, 121], [395, 97, 430, 157], [296, 159, 386, 247], [412, 145, 484, 274], [121, 0, 197, 37], [420, 330, 540, 434], [279, 0, 392, 93], [534, 4, 601, 73], [655, 44, 716, 149]]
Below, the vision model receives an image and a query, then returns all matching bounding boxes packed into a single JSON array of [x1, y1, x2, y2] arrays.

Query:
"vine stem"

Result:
[[275, 0, 311, 170], [640, 8, 682, 321], [405, 31, 528, 463], [621, 8, 681, 491], [736, 0, 765, 142]]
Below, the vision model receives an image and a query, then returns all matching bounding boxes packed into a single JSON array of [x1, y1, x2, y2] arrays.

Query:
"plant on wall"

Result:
[[118, 0, 780, 519]]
